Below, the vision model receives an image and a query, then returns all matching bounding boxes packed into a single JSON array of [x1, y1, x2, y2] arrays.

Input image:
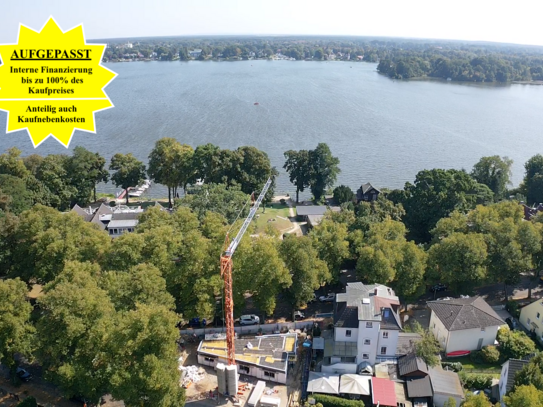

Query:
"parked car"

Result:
[[294, 311, 305, 320], [506, 317, 519, 330], [16, 367, 31, 382], [319, 294, 335, 302], [430, 283, 448, 292], [239, 314, 260, 326]]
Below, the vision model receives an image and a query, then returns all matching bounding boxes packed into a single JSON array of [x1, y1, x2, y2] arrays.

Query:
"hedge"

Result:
[[459, 372, 493, 390], [441, 361, 463, 372], [312, 394, 365, 407]]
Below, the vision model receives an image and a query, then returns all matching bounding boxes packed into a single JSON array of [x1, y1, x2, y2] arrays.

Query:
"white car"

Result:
[[319, 294, 335, 302], [239, 315, 260, 326]]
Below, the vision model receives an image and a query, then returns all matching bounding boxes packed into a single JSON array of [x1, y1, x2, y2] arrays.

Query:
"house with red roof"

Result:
[[371, 377, 397, 407]]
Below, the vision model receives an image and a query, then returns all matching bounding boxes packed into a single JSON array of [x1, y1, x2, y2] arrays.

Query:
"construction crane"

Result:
[[220, 178, 272, 366]]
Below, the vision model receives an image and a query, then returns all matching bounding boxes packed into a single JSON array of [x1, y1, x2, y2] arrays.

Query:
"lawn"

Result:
[[252, 203, 293, 234], [445, 356, 501, 374]]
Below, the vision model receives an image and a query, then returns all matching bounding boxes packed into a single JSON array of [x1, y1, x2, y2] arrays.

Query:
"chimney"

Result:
[[374, 288, 378, 295]]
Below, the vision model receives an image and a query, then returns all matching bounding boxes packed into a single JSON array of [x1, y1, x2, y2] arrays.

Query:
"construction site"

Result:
[[177, 178, 311, 407]]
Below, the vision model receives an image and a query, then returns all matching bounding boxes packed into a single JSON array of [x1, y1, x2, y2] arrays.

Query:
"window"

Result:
[[346, 330, 352, 337], [528, 318, 532, 325], [239, 365, 250, 374], [264, 371, 275, 379], [380, 347, 387, 355], [481, 327, 486, 332], [204, 357, 216, 363], [366, 322, 373, 328], [364, 339, 371, 345], [433, 323, 436, 329], [362, 354, 369, 360], [382, 332, 389, 339], [538, 313, 541, 319]]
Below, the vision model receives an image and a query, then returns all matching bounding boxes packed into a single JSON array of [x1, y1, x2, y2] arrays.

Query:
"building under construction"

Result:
[[197, 333, 298, 384]]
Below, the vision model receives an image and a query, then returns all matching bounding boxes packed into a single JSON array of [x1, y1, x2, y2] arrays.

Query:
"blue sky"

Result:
[[1, 0, 543, 46]]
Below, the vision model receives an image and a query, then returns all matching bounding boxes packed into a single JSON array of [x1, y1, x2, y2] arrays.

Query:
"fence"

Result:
[[179, 321, 315, 337]]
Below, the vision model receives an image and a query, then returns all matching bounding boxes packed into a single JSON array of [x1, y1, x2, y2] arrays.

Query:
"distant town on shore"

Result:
[[96, 35, 543, 83]]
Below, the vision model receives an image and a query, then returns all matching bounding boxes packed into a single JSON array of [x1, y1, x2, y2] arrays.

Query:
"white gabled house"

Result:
[[427, 297, 505, 354], [519, 298, 543, 341], [322, 282, 402, 373]]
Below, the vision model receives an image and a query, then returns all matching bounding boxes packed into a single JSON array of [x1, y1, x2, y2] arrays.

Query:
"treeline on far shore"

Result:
[[95, 35, 543, 83]]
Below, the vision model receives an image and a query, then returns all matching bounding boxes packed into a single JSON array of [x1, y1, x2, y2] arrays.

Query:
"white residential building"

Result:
[[427, 297, 505, 354], [322, 282, 402, 373], [498, 357, 533, 407]]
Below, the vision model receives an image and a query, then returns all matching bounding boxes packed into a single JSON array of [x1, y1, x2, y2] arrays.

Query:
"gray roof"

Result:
[[396, 333, 422, 356], [427, 297, 505, 331], [335, 282, 399, 322], [428, 366, 464, 398], [296, 206, 328, 216], [111, 212, 140, 221], [359, 183, 380, 194], [406, 376, 433, 398], [398, 353, 428, 377], [381, 307, 402, 331], [107, 219, 138, 228], [334, 304, 359, 328], [503, 358, 532, 393]]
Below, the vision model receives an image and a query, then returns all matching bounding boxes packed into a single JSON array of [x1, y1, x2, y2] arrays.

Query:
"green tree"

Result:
[[504, 385, 543, 407], [66, 147, 109, 203], [234, 237, 292, 315], [443, 397, 456, 407], [17, 397, 38, 407], [8, 206, 111, 284], [234, 146, 275, 197], [0, 174, 33, 214], [308, 143, 340, 202], [102, 263, 175, 311], [0, 278, 34, 368], [427, 232, 488, 292], [36, 265, 115, 401], [283, 150, 311, 203], [0, 147, 30, 178], [521, 154, 543, 205], [35, 154, 76, 210], [414, 329, 441, 367], [309, 218, 350, 281], [463, 392, 493, 407], [177, 183, 250, 224], [280, 235, 330, 308], [148, 138, 185, 205], [333, 185, 354, 205], [497, 328, 536, 360], [514, 353, 543, 390], [110, 153, 146, 204], [191, 143, 222, 184], [394, 169, 493, 242], [471, 155, 513, 199], [108, 304, 185, 407]]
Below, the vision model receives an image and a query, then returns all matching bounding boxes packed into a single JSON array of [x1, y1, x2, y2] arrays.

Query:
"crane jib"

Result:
[[225, 178, 272, 256]]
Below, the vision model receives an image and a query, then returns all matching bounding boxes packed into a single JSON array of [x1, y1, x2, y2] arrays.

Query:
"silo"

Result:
[[216, 363, 227, 395], [226, 364, 239, 396]]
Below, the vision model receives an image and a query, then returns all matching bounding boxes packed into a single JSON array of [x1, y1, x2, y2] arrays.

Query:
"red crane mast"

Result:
[[220, 178, 272, 365]]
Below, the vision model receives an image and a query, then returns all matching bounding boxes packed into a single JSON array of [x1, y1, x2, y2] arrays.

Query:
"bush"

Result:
[[506, 300, 520, 318], [497, 327, 536, 360], [312, 394, 365, 407], [459, 372, 493, 390], [280, 199, 286, 205], [17, 397, 37, 407], [481, 345, 500, 364], [441, 361, 463, 372], [469, 350, 485, 364]]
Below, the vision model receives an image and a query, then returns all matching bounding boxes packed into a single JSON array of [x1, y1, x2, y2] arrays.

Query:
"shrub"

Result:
[[441, 361, 463, 372], [312, 394, 365, 407], [280, 198, 286, 205], [459, 372, 493, 390], [17, 397, 37, 407], [506, 300, 520, 318], [469, 350, 485, 364], [481, 345, 500, 364], [497, 327, 536, 360], [333, 185, 354, 205]]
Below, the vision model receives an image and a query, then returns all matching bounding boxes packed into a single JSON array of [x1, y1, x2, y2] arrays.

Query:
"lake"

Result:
[[1, 60, 542, 198]]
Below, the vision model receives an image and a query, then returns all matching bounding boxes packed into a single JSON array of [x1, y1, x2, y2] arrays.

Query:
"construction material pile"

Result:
[[179, 365, 206, 387]]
